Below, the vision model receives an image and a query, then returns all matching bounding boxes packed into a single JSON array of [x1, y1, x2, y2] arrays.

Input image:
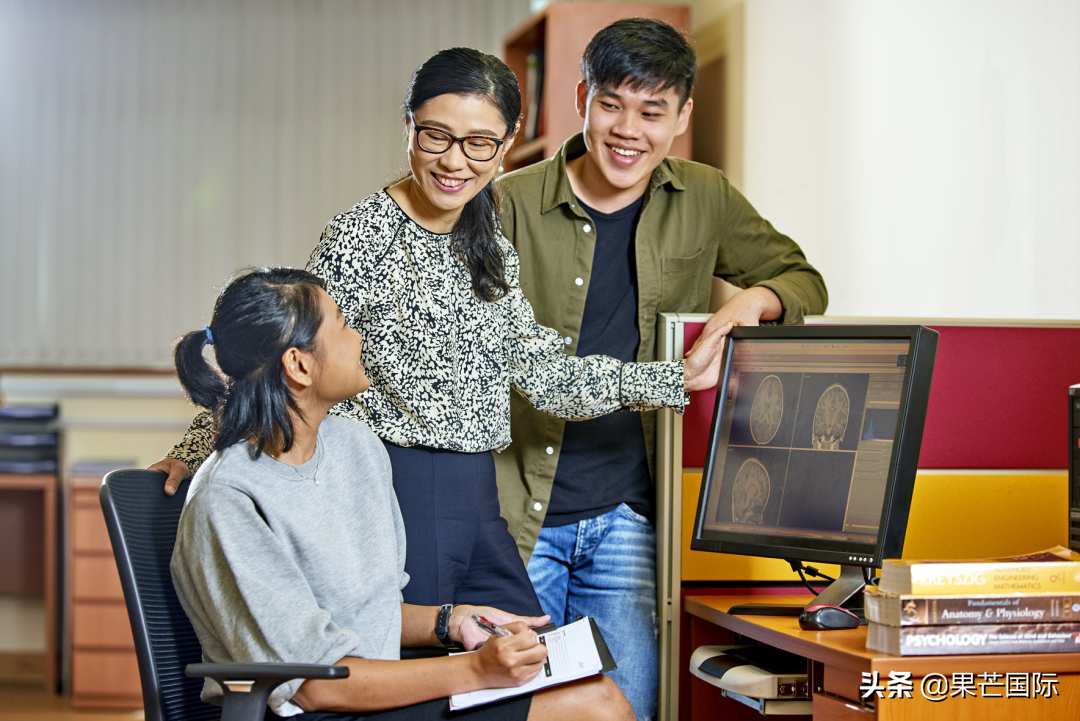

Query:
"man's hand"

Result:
[[701, 286, 782, 338], [451, 604, 550, 651], [683, 287, 783, 393], [148, 457, 191, 496], [470, 620, 548, 688]]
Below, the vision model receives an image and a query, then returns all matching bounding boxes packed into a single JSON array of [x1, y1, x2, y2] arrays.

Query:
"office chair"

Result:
[[100, 469, 348, 721]]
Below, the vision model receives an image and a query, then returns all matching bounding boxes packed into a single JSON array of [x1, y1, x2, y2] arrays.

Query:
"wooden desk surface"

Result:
[[0, 473, 56, 491], [685, 594, 1080, 677]]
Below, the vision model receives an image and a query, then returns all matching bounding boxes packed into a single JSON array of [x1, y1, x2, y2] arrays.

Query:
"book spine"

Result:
[[1071, 386, 1080, 553], [883, 623, 1080, 656], [524, 52, 538, 141], [906, 562, 1080, 594], [869, 593, 1080, 626]]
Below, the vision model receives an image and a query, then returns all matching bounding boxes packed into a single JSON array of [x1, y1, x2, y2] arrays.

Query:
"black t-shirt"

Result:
[[544, 194, 653, 527]]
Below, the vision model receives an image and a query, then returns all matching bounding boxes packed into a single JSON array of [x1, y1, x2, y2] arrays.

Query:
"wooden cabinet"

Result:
[[69, 477, 141, 709], [502, 2, 691, 171]]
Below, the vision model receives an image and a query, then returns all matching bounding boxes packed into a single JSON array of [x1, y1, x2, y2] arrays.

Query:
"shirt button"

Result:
[[545, 447, 554, 455], [583, 224, 592, 233], [564, 336, 572, 345], [533, 502, 543, 512], [575, 277, 584, 286]]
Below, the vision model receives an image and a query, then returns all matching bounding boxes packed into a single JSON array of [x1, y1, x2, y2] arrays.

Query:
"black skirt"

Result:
[[382, 442, 542, 617]]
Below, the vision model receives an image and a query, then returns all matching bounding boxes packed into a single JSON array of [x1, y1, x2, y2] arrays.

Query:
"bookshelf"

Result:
[[501, 2, 692, 171], [0, 406, 58, 693]]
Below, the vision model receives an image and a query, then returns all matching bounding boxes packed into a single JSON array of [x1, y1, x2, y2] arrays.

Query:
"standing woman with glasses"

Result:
[[152, 47, 727, 619]]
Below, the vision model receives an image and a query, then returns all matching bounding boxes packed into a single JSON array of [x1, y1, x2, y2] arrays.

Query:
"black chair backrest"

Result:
[[100, 469, 219, 721]]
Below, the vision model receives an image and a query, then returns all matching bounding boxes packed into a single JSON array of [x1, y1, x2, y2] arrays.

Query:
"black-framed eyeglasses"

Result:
[[413, 125, 507, 162]]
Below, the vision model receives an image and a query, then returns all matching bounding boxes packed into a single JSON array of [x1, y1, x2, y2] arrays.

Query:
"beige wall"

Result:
[[684, 0, 1080, 320], [1, 375, 196, 470], [0, 0, 531, 370]]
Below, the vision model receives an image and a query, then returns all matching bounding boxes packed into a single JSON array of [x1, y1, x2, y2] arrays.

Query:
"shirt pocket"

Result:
[[660, 247, 707, 311]]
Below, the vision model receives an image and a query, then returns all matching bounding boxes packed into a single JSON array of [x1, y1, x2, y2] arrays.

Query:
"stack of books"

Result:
[[865, 545, 1080, 655]]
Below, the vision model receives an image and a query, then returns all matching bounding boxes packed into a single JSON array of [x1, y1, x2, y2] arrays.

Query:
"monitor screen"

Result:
[[690, 325, 938, 611]]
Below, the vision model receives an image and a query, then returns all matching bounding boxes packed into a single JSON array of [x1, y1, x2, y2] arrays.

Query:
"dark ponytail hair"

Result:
[[174, 267, 326, 458], [402, 47, 520, 302]]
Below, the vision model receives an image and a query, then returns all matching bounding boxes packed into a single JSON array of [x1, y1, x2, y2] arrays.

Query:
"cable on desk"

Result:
[[788, 560, 834, 596]]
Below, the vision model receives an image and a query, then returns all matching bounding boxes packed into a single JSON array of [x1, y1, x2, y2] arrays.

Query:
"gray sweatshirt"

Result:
[[170, 415, 408, 716]]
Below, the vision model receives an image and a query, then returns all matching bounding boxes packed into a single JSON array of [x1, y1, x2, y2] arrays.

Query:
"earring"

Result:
[[498, 164, 504, 173]]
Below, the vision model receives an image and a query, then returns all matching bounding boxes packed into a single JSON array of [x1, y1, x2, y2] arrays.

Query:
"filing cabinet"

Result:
[[69, 475, 141, 709]]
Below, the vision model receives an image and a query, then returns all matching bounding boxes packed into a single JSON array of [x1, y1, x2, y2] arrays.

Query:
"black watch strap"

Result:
[[435, 603, 455, 648]]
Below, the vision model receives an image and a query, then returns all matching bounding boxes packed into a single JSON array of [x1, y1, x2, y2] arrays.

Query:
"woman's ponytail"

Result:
[[174, 329, 227, 411], [452, 181, 509, 302], [174, 267, 326, 457]]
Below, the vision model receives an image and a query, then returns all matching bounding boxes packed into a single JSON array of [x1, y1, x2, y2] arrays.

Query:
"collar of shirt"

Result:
[[538, 134, 687, 216]]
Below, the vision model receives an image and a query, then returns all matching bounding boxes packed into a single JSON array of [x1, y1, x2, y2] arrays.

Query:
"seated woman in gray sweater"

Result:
[[169, 267, 632, 721]]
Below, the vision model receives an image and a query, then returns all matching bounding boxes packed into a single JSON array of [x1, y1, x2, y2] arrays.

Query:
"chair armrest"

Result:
[[185, 662, 349, 721], [186, 661, 349, 683]]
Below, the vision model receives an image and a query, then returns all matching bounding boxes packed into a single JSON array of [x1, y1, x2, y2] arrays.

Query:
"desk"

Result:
[[684, 594, 1080, 720]]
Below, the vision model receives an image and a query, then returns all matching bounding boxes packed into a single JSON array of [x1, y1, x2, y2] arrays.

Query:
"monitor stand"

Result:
[[727, 564, 867, 619]]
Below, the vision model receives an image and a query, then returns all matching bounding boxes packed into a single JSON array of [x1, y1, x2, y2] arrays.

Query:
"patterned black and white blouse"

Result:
[[168, 190, 684, 464]]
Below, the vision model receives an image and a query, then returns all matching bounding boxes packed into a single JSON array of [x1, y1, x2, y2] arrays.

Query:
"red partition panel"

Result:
[[680, 321, 714, 469], [681, 323, 1080, 470]]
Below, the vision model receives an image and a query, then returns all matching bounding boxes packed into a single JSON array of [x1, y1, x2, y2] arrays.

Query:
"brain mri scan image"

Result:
[[812, 383, 850, 450], [749, 374, 784, 444], [732, 458, 770, 524]]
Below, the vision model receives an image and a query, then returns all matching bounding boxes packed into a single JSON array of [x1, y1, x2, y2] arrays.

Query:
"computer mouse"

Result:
[[798, 603, 861, 630]]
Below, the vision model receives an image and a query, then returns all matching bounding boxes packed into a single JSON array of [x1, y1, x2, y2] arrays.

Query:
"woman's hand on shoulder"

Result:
[[148, 457, 191, 496], [469, 621, 548, 688]]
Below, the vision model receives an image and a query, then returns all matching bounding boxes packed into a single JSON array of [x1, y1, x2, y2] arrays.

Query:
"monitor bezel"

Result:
[[689, 324, 938, 569]]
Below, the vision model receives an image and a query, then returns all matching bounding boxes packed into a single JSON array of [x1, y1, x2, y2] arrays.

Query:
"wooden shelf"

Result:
[[507, 136, 548, 166]]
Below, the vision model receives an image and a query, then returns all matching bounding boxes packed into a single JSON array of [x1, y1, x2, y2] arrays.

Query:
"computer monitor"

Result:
[[690, 325, 938, 616]]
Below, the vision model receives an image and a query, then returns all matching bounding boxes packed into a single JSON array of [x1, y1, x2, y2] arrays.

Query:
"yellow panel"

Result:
[[681, 472, 842, 582], [680, 471, 1069, 582], [903, 471, 1068, 559]]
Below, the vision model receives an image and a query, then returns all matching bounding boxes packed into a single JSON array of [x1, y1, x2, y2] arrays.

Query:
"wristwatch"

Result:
[[435, 603, 455, 648]]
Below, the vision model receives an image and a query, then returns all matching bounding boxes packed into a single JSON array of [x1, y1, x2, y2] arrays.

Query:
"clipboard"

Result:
[[448, 616, 615, 710], [534, 616, 616, 672]]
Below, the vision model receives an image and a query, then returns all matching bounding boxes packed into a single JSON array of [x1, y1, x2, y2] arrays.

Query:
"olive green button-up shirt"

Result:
[[493, 134, 828, 562]]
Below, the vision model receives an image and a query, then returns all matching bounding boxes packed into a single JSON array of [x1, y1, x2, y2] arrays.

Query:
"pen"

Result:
[[473, 614, 512, 637]]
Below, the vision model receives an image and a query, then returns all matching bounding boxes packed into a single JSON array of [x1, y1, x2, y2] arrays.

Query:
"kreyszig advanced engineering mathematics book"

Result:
[[878, 546, 1080, 596]]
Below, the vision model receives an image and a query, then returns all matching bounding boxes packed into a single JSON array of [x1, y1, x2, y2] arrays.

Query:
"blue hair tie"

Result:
[[204, 326, 214, 345]]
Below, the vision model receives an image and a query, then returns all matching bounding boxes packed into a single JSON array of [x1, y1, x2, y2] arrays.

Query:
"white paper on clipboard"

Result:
[[449, 617, 602, 710]]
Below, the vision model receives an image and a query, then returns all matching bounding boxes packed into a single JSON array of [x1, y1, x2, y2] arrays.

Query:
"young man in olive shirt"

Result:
[[493, 19, 828, 721]]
